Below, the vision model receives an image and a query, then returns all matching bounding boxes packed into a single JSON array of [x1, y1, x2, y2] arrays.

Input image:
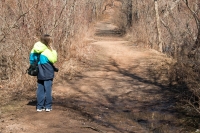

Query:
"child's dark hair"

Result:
[[40, 34, 51, 46]]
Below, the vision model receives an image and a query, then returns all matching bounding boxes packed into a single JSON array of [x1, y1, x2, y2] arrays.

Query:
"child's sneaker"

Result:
[[36, 108, 45, 112], [45, 109, 52, 112], [37, 109, 43, 112]]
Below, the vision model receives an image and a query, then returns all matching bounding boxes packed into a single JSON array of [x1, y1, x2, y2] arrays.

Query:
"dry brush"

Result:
[[0, 0, 104, 91]]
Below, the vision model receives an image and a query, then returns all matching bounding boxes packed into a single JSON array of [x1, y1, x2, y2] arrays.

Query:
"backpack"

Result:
[[27, 54, 40, 76]]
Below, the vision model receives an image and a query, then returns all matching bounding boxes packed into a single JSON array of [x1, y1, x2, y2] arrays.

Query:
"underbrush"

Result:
[[168, 57, 200, 130]]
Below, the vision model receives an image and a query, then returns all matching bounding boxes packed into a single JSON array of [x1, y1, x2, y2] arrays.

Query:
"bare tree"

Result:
[[154, 0, 163, 52]]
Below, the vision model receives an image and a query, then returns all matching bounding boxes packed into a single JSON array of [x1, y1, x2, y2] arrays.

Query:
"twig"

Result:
[[187, 100, 200, 114], [184, 0, 200, 29], [10, 1, 40, 29], [81, 126, 106, 133], [163, 0, 181, 18], [49, 0, 68, 34]]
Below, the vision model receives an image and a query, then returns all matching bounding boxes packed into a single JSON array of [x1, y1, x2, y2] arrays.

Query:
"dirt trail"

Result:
[[0, 6, 186, 133], [0, 35, 184, 133]]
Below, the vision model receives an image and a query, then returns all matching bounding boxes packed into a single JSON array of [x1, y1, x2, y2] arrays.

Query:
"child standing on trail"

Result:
[[29, 34, 57, 112]]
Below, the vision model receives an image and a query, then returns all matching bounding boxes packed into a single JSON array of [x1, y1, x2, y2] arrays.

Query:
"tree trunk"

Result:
[[154, 0, 162, 52]]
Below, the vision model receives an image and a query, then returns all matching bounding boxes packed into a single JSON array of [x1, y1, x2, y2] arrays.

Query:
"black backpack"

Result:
[[27, 54, 40, 76]]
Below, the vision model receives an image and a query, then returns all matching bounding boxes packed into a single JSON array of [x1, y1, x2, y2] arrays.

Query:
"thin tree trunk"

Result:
[[154, 0, 162, 52]]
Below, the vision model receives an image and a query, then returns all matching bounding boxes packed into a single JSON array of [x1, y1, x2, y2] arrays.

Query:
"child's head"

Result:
[[40, 34, 51, 46]]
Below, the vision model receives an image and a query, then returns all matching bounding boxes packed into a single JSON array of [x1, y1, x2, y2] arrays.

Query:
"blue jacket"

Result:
[[29, 41, 57, 80]]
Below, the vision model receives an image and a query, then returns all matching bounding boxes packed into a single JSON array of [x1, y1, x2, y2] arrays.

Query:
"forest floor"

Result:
[[0, 6, 197, 133]]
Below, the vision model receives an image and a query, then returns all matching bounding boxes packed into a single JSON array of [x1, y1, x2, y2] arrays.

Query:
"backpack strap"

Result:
[[36, 54, 40, 64]]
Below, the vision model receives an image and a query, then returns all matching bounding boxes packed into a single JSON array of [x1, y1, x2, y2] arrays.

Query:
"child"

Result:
[[29, 34, 57, 112]]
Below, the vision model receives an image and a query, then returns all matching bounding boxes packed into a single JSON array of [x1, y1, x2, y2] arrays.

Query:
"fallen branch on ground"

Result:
[[81, 126, 105, 133]]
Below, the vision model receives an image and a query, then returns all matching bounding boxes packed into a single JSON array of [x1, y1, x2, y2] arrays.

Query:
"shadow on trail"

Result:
[[45, 57, 196, 132], [95, 29, 125, 37]]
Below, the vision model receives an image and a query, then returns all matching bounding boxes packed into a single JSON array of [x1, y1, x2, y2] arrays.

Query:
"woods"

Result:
[[0, 0, 200, 131], [0, 0, 103, 89], [122, 0, 200, 117]]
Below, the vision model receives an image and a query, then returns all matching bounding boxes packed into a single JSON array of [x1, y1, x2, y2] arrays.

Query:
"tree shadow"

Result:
[[27, 100, 37, 106], [95, 29, 125, 37], [24, 50, 200, 132], [42, 56, 198, 132]]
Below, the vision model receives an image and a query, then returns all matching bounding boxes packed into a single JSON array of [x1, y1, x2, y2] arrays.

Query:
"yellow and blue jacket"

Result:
[[29, 41, 57, 80]]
